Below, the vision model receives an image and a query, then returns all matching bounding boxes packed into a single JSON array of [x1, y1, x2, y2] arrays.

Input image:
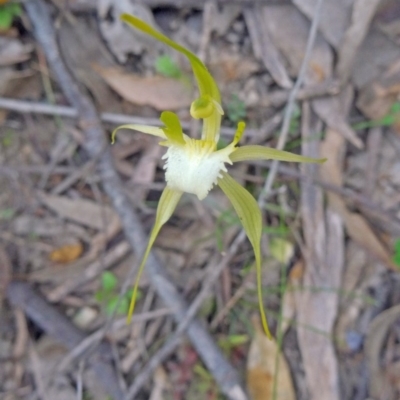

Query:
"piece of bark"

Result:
[[7, 281, 125, 400], [297, 101, 343, 400], [364, 127, 383, 198]]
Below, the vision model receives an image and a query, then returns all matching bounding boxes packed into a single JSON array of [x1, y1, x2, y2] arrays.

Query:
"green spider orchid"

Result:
[[113, 14, 325, 338]]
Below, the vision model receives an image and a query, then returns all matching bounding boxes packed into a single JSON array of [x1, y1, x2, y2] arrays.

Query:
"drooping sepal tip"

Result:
[[111, 128, 118, 145], [217, 172, 272, 339], [233, 121, 246, 145], [256, 256, 273, 339], [126, 187, 183, 324]]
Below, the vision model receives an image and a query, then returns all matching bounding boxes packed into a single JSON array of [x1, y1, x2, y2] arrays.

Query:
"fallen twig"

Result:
[[6, 281, 126, 400], [24, 1, 246, 399], [126, 236, 248, 399], [0, 97, 258, 139], [259, 0, 325, 207]]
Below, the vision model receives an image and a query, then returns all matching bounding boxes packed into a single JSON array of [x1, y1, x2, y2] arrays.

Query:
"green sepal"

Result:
[[218, 172, 272, 338], [230, 145, 327, 164], [111, 124, 166, 144], [127, 187, 183, 323], [121, 13, 222, 143], [121, 14, 219, 103]]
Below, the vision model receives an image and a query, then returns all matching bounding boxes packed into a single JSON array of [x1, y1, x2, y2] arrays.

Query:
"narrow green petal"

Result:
[[121, 13, 221, 143], [160, 111, 185, 145], [127, 187, 183, 323], [121, 14, 219, 103], [218, 172, 272, 338], [111, 124, 166, 144], [233, 121, 246, 146], [230, 145, 327, 164]]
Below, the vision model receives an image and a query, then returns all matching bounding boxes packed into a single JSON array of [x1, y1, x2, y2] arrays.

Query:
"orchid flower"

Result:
[[113, 14, 325, 338]]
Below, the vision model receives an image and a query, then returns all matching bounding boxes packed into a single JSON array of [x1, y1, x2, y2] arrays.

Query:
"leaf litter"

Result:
[[1, 1, 400, 400]]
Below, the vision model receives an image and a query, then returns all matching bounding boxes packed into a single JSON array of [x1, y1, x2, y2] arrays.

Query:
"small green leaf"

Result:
[[0, 3, 21, 30], [105, 296, 119, 315], [226, 94, 246, 124], [393, 238, 400, 267], [102, 271, 118, 292], [218, 334, 249, 349], [155, 55, 182, 78], [94, 290, 105, 303]]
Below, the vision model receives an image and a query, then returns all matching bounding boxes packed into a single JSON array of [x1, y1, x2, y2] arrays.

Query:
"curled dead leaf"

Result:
[[49, 243, 83, 264], [93, 65, 193, 111], [366, 304, 400, 400], [247, 316, 295, 400]]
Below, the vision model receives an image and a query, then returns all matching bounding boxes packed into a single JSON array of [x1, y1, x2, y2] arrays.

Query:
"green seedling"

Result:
[[218, 334, 248, 353], [226, 94, 246, 124], [1, 130, 14, 147], [192, 364, 223, 398], [353, 101, 400, 130], [0, 208, 15, 220], [95, 271, 136, 316], [393, 238, 400, 268], [289, 103, 301, 135], [0, 2, 21, 30], [155, 54, 182, 79]]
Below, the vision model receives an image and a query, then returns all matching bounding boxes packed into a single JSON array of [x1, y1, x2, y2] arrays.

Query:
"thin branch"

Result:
[[0, 97, 259, 139], [24, 1, 246, 399], [259, 0, 325, 208], [126, 240, 247, 399], [64, 0, 292, 12], [7, 281, 125, 400]]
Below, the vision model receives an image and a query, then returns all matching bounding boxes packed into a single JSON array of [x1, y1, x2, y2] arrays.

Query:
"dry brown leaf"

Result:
[[208, 49, 259, 83], [365, 304, 400, 400], [312, 96, 363, 149], [336, 0, 381, 84], [94, 65, 193, 111], [320, 130, 396, 270], [0, 245, 12, 305], [244, 8, 292, 89], [131, 140, 163, 201], [298, 101, 343, 400], [0, 37, 33, 66], [58, 18, 123, 113], [247, 316, 295, 400], [352, 30, 400, 89], [280, 260, 304, 335], [49, 242, 83, 264], [38, 193, 119, 231], [262, 5, 333, 85], [357, 59, 400, 120], [292, 0, 352, 48], [149, 367, 169, 400], [97, 0, 160, 63]]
